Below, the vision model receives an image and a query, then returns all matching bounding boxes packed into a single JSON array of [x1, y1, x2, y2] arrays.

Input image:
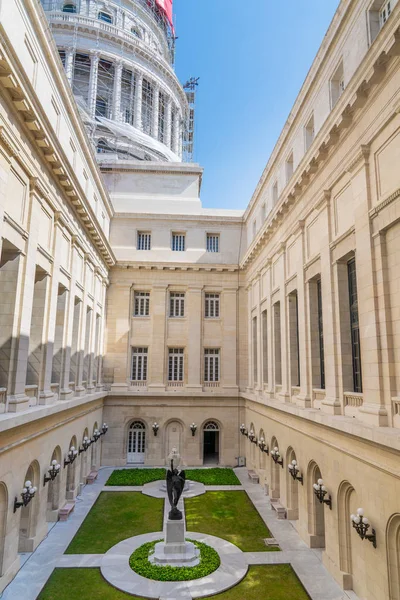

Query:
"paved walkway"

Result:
[[0, 466, 359, 600]]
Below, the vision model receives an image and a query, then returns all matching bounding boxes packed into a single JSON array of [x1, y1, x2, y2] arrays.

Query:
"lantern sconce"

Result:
[[100, 423, 109, 436], [271, 447, 284, 468], [288, 460, 303, 485], [14, 480, 37, 513], [313, 479, 332, 509], [43, 460, 61, 486], [248, 430, 257, 444], [79, 436, 91, 454], [258, 437, 269, 454], [190, 423, 197, 437], [351, 508, 377, 548], [64, 446, 78, 468], [239, 423, 248, 436], [92, 428, 101, 443], [152, 422, 160, 437]]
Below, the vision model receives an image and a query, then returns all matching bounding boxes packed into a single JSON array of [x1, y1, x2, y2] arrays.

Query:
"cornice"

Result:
[[112, 211, 243, 224], [114, 261, 240, 273]]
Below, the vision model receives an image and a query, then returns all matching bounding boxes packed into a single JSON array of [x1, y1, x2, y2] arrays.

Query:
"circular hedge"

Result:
[[129, 538, 220, 581]]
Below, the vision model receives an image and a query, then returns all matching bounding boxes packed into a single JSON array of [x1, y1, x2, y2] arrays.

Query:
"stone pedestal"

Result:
[[151, 517, 199, 565]]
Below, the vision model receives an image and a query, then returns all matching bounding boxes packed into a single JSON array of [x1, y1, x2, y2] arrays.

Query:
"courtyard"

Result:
[[2, 467, 349, 600]]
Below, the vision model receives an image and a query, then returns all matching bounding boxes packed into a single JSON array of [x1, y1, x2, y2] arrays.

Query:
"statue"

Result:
[[166, 448, 186, 520]]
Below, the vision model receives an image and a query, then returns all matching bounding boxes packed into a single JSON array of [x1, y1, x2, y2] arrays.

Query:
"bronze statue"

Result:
[[166, 448, 186, 520]]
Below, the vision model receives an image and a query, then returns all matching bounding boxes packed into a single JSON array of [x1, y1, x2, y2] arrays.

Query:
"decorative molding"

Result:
[[3, 212, 29, 241], [369, 187, 400, 218], [329, 226, 355, 251]]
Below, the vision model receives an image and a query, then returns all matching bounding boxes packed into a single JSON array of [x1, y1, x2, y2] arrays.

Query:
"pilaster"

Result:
[[186, 286, 202, 392], [88, 51, 100, 119], [148, 284, 167, 391], [112, 60, 123, 122]]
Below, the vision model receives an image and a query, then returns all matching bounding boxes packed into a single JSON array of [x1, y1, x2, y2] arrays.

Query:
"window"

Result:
[[168, 348, 184, 382], [131, 26, 142, 38], [134, 292, 150, 317], [252, 220, 257, 239], [348, 259, 362, 393], [206, 234, 220, 253], [286, 152, 294, 183], [272, 181, 279, 205], [330, 61, 345, 108], [205, 293, 220, 318], [172, 233, 185, 251], [305, 113, 315, 151], [98, 11, 113, 23], [204, 348, 220, 382], [131, 347, 148, 381], [380, 0, 396, 26], [170, 292, 185, 318], [137, 231, 151, 250], [262, 310, 268, 384], [63, 3, 77, 12], [317, 279, 325, 389], [253, 316, 258, 386], [261, 203, 266, 221]]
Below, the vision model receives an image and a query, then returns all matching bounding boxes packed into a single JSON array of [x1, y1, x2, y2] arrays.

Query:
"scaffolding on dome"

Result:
[[183, 77, 199, 163]]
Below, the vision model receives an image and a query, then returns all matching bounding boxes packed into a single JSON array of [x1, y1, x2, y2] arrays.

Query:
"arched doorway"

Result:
[[270, 437, 281, 499], [338, 480, 355, 590], [307, 461, 326, 548], [0, 482, 8, 576], [127, 421, 146, 464], [46, 446, 62, 522], [165, 421, 183, 456], [387, 514, 400, 600], [66, 436, 77, 500], [203, 421, 220, 464], [18, 461, 40, 552], [286, 447, 299, 520]]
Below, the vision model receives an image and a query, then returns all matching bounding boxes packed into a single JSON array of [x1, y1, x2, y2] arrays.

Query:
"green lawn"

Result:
[[106, 467, 241, 486], [185, 491, 278, 552], [38, 566, 310, 600], [65, 492, 163, 554]]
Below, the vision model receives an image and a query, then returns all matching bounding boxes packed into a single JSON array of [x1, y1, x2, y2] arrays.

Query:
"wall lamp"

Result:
[[239, 423, 248, 436], [43, 460, 61, 486], [92, 428, 101, 443], [351, 508, 377, 548], [79, 436, 91, 454], [288, 460, 303, 485], [313, 479, 332, 509], [190, 423, 197, 437], [64, 446, 78, 468], [258, 437, 269, 454], [14, 481, 37, 513], [271, 447, 284, 468], [100, 423, 109, 436], [248, 430, 257, 444], [152, 422, 160, 436]]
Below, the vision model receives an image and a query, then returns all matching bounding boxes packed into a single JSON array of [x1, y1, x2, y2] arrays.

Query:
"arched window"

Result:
[[131, 26, 142, 39], [63, 3, 77, 13], [127, 421, 146, 464], [203, 421, 219, 431], [98, 11, 113, 24]]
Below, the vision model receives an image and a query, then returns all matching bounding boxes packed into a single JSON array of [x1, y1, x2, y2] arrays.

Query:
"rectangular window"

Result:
[[206, 234, 220, 253], [305, 113, 315, 151], [272, 181, 279, 205], [252, 220, 257, 239], [131, 347, 148, 381], [168, 348, 184, 381], [286, 152, 294, 183], [170, 292, 185, 318], [317, 279, 325, 389], [253, 316, 258, 386], [288, 292, 300, 387], [347, 259, 362, 393], [261, 203, 267, 221], [205, 293, 220, 318], [262, 310, 268, 384], [204, 348, 220, 382], [137, 231, 151, 250], [330, 61, 345, 108], [380, 0, 396, 26], [134, 292, 150, 317], [172, 233, 185, 251]]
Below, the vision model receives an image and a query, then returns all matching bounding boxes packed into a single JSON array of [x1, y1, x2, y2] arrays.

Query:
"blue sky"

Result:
[[174, 0, 339, 210]]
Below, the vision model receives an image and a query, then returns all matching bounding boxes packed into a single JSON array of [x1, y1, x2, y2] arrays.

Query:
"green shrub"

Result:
[[106, 467, 241, 487], [129, 539, 220, 581]]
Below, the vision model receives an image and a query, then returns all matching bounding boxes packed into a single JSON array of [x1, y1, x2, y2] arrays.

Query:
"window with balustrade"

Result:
[[131, 347, 148, 381], [134, 292, 150, 317], [204, 349, 220, 383], [98, 11, 113, 23], [168, 348, 184, 382]]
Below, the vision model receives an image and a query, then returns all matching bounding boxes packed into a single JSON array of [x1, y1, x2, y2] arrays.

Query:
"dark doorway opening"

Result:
[[203, 421, 220, 464]]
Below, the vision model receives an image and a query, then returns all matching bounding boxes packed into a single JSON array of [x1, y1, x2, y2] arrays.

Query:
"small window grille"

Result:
[[204, 349, 220, 382], [172, 233, 185, 251], [168, 348, 184, 382], [137, 232, 151, 250], [170, 292, 185, 318], [206, 234, 220, 253], [205, 293, 220, 318], [134, 292, 150, 317], [132, 347, 148, 381]]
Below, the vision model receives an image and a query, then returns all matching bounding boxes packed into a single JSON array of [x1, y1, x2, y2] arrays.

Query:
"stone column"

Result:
[[152, 83, 160, 140], [75, 257, 91, 396], [59, 237, 79, 401], [88, 51, 100, 119], [186, 287, 202, 392], [172, 107, 180, 155], [112, 59, 123, 122], [148, 284, 167, 391], [296, 221, 312, 407], [96, 281, 107, 390], [246, 284, 252, 390], [165, 97, 172, 148], [134, 71, 143, 130], [351, 147, 388, 426], [65, 47, 75, 85]]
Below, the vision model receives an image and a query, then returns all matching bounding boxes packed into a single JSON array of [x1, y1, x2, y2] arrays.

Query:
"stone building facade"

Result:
[[0, 1, 399, 600]]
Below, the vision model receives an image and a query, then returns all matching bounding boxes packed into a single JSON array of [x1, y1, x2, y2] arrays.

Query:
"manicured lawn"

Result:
[[38, 565, 309, 599], [185, 491, 278, 552], [65, 492, 163, 554], [106, 467, 241, 486]]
